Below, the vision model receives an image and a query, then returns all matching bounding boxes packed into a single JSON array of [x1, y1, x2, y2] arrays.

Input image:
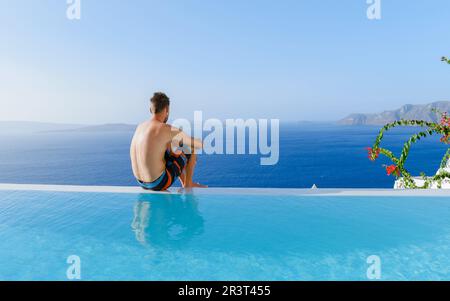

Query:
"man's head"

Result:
[[150, 92, 170, 123]]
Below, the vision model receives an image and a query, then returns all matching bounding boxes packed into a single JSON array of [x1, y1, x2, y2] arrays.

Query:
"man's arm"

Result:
[[167, 125, 203, 151]]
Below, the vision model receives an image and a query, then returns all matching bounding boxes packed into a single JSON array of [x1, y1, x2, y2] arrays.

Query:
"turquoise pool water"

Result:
[[0, 189, 449, 280]]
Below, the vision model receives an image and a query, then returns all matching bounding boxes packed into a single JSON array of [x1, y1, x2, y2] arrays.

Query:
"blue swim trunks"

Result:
[[137, 150, 191, 191]]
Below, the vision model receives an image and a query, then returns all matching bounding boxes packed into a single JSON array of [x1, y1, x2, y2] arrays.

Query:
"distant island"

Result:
[[0, 121, 85, 134], [43, 123, 137, 133], [338, 101, 450, 125], [0, 122, 136, 134]]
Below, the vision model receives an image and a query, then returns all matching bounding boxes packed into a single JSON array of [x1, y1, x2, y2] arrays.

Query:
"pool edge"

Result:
[[1, 183, 450, 197]]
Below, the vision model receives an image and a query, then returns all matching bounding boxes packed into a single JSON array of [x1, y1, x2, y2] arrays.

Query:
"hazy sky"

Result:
[[1, 0, 449, 124]]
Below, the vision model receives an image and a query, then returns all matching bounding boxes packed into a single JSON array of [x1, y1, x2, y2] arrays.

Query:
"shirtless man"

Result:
[[130, 92, 207, 191]]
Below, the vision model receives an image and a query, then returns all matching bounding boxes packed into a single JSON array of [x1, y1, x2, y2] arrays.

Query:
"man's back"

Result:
[[130, 120, 169, 182], [131, 92, 206, 191]]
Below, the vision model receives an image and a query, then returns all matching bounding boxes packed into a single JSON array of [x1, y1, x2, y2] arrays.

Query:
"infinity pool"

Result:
[[0, 186, 449, 280]]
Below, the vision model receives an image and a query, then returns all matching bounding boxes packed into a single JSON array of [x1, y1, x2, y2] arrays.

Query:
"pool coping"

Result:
[[1, 183, 450, 197]]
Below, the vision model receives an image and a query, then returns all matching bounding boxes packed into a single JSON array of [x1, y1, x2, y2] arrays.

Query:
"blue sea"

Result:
[[0, 123, 447, 188]]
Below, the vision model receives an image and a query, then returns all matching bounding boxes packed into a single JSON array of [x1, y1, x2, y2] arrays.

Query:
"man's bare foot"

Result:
[[188, 182, 208, 188]]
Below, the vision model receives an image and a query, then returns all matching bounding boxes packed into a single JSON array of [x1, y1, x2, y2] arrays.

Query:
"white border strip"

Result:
[[1, 183, 450, 197]]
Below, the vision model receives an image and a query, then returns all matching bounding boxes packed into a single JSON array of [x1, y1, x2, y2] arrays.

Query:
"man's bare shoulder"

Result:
[[136, 120, 151, 130], [166, 123, 182, 131], [136, 120, 174, 138], [136, 120, 160, 135]]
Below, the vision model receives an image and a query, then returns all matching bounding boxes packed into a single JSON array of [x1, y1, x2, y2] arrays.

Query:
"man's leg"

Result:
[[179, 171, 187, 187], [183, 153, 207, 188]]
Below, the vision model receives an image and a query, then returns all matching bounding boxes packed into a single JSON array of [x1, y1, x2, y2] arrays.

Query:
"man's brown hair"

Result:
[[150, 92, 170, 114]]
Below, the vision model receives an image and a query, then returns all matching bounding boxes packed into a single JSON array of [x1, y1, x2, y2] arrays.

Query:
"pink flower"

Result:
[[366, 147, 380, 161], [386, 165, 400, 177]]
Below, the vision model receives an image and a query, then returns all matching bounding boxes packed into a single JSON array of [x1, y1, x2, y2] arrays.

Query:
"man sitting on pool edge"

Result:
[[130, 92, 207, 191]]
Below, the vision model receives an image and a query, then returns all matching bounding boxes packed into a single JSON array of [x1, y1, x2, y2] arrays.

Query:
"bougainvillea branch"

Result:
[[368, 117, 450, 189], [441, 148, 450, 169]]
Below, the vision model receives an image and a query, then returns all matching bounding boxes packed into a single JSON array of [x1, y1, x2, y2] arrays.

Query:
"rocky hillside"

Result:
[[338, 101, 450, 125]]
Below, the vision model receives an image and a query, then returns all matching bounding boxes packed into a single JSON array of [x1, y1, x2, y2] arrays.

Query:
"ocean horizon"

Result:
[[0, 123, 446, 189]]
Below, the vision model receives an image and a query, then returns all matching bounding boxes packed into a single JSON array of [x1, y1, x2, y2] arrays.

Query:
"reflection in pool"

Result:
[[131, 193, 204, 248]]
